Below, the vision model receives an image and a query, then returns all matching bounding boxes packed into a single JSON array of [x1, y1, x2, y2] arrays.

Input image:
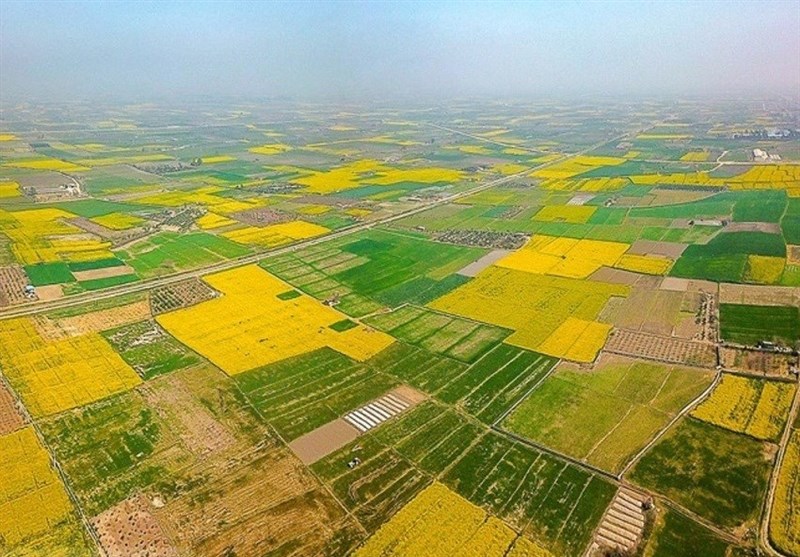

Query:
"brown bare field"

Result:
[[0, 380, 25, 435], [606, 288, 686, 337], [72, 265, 136, 282], [153, 444, 361, 557], [720, 347, 798, 377], [627, 239, 688, 259], [589, 267, 647, 285], [231, 207, 290, 226], [92, 495, 178, 557], [646, 188, 716, 206], [34, 300, 151, 339], [150, 279, 218, 315], [604, 329, 716, 368], [0, 265, 29, 306], [141, 375, 236, 456], [789, 245, 800, 265], [719, 283, 800, 307], [35, 284, 64, 301], [290, 419, 360, 465], [725, 222, 781, 233]]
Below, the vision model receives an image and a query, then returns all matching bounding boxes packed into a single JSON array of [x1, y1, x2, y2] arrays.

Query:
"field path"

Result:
[[759, 381, 800, 557]]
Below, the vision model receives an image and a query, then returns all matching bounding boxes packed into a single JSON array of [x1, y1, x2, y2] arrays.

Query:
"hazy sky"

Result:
[[1, 0, 798, 101]]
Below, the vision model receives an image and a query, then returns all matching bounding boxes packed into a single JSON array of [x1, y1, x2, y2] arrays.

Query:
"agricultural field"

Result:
[[630, 417, 772, 531], [691, 373, 795, 441], [504, 355, 715, 472], [1, 98, 799, 557]]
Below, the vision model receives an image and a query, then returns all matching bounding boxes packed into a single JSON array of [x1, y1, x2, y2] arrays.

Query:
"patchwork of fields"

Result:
[[0, 100, 798, 557]]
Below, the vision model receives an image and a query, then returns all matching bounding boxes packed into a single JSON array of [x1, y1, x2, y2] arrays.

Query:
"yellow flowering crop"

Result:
[[533, 205, 597, 224], [249, 143, 292, 155], [353, 482, 551, 557], [692, 374, 794, 441], [531, 155, 626, 179], [680, 151, 710, 162], [743, 255, 785, 284], [614, 253, 673, 275], [2, 158, 88, 173], [200, 155, 236, 164], [536, 317, 612, 362], [0, 427, 75, 547], [0, 181, 21, 198], [0, 133, 18, 141], [91, 212, 145, 230], [429, 266, 627, 357], [196, 212, 237, 229], [222, 220, 329, 248], [496, 235, 629, 279], [0, 207, 114, 264], [157, 265, 394, 374], [0, 318, 141, 416], [771, 430, 800, 555]]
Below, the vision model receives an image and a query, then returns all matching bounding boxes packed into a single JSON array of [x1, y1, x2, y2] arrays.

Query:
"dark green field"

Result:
[[630, 417, 772, 530], [719, 303, 800, 346]]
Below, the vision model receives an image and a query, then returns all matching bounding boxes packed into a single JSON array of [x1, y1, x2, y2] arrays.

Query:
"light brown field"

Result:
[[72, 265, 136, 282], [0, 380, 25, 435], [92, 495, 178, 557], [719, 283, 800, 306], [153, 444, 361, 556]]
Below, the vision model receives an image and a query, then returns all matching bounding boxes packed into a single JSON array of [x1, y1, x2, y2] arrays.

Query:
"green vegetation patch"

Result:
[[235, 348, 399, 440], [671, 231, 786, 283], [68, 257, 126, 272], [329, 318, 358, 332], [644, 509, 731, 557], [78, 273, 139, 291], [117, 232, 252, 278], [102, 321, 200, 379], [719, 303, 799, 346], [24, 262, 75, 285], [276, 289, 302, 300], [504, 359, 714, 473], [630, 417, 771, 530], [58, 198, 148, 218]]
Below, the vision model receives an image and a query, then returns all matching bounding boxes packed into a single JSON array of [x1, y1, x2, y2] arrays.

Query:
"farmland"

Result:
[[0, 98, 798, 557]]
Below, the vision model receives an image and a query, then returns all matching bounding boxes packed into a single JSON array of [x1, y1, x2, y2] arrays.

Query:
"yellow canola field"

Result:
[[771, 430, 800, 556], [285, 159, 465, 194], [531, 155, 626, 180], [691, 374, 794, 441], [0, 318, 142, 416], [196, 212, 237, 229], [496, 235, 629, 279], [222, 220, 329, 248], [157, 265, 394, 374], [614, 253, 673, 275], [0, 207, 114, 264], [429, 267, 627, 359], [91, 212, 145, 230], [533, 205, 597, 224], [0, 133, 18, 141], [538, 177, 628, 192], [0, 181, 21, 198], [353, 482, 552, 557], [628, 165, 800, 194], [680, 150, 710, 162], [135, 185, 263, 215], [494, 163, 529, 175], [249, 143, 292, 155], [2, 157, 88, 173], [743, 255, 785, 284], [296, 204, 331, 215], [0, 427, 75, 547], [536, 317, 612, 363], [200, 155, 236, 164]]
